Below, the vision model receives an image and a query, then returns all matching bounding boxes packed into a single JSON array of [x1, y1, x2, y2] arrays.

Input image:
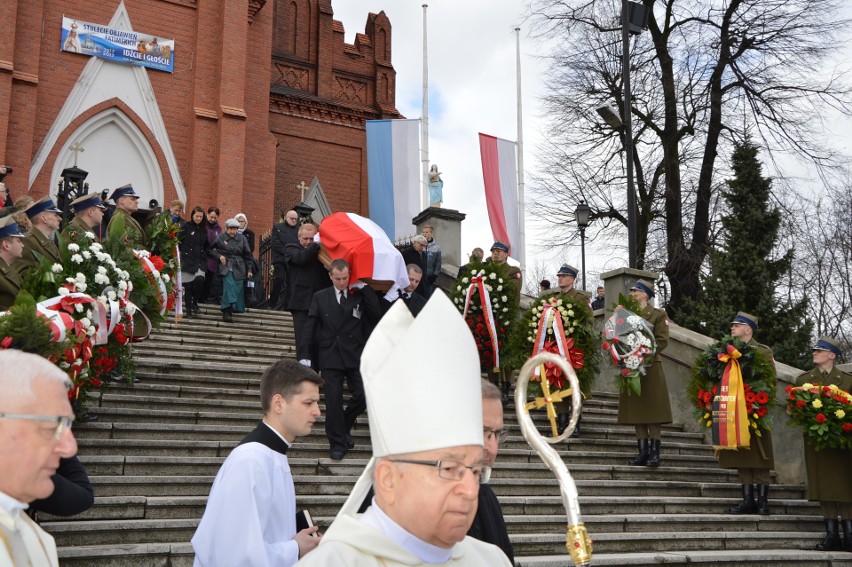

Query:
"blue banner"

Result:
[[61, 16, 175, 74]]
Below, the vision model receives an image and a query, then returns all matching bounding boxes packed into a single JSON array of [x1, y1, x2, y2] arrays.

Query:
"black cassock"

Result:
[[466, 483, 514, 564]]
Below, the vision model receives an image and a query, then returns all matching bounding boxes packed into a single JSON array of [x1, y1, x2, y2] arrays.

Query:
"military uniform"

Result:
[[718, 338, 776, 471], [15, 228, 61, 276], [108, 207, 147, 248], [555, 286, 594, 419], [617, 303, 673, 425], [796, 367, 852, 506], [62, 216, 98, 242], [0, 258, 22, 309]]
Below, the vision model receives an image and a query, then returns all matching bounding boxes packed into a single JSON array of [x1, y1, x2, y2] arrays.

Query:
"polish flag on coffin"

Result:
[[318, 213, 410, 292], [479, 133, 523, 266]]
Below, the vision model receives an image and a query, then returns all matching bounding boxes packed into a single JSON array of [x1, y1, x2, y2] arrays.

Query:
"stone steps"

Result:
[[49, 306, 840, 566]]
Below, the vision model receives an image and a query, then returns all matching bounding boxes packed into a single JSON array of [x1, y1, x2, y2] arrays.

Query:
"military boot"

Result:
[[728, 485, 757, 514], [627, 439, 649, 466], [756, 484, 770, 515], [646, 439, 661, 468], [815, 518, 842, 551], [840, 519, 852, 552], [557, 413, 570, 435]]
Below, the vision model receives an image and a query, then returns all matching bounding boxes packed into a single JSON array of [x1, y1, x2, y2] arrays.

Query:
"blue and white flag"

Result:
[[366, 119, 421, 241]]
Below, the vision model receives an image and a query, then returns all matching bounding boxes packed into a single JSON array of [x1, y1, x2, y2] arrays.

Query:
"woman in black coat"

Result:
[[179, 206, 209, 317]]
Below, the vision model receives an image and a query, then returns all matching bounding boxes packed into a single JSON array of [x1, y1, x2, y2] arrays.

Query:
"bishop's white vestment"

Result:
[[0, 491, 59, 567]]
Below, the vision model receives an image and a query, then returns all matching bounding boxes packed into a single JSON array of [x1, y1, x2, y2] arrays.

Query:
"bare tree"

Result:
[[527, 0, 852, 314]]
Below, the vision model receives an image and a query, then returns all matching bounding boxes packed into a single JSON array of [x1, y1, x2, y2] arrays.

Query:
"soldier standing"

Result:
[[107, 184, 148, 248], [15, 196, 62, 276], [554, 264, 592, 436]]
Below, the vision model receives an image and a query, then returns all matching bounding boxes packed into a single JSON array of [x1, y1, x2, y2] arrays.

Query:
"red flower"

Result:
[[149, 255, 166, 272], [785, 385, 793, 393], [843, 423, 852, 433], [702, 392, 712, 404], [620, 368, 630, 377], [796, 400, 806, 409], [756, 406, 768, 417], [745, 392, 756, 404], [601, 342, 610, 350], [711, 384, 718, 394], [755, 391, 770, 404], [815, 413, 827, 424], [744, 384, 752, 393]]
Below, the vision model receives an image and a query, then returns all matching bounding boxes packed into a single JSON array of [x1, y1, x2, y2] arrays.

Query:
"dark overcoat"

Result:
[[617, 304, 673, 425], [211, 233, 252, 281], [795, 367, 852, 503], [179, 219, 209, 275], [284, 241, 331, 312], [719, 339, 776, 470], [108, 208, 148, 248], [0, 258, 22, 310]]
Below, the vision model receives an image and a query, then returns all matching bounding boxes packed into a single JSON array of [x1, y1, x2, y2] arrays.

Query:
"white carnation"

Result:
[[497, 286, 503, 292], [76, 273, 86, 282], [51, 263, 63, 273], [97, 295, 107, 303], [162, 274, 170, 283], [125, 303, 137, 316], [107, 290, 117, 301], [74, 303, 84, 313], [67, 243, 80, 252], [90, 243, 103, 251], [489, 273, 497, 280], [625, 355, 642, 370], [568, 327, 575, 334], [58, 287, 69, 296], [503, 307, 508, 312], [94, 273, 110, 285], [75, 282, 87, 293], [84, 232, 96, 240], [118, 281, 128, 291], [501, 296, 507, 302], [70, 254, 84, 264], [567, 309, 575, 317], [462, 278, 469, 284], [485, 284, 493, 291], [80, 317, 92, 328], [82, 251, 92, 260], [86, 326, 96, 336]]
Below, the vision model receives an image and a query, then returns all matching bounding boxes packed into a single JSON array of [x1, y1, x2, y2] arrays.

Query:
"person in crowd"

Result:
[[211, 218, 253, 322], [203, 207, 222, 303], [539, 279, 551, 293], [794, 336, 852, 551], [12, 195, 34, 232], [381, 264, 427, 317], [167, 199, 184, 224], [28, 456, 94, 519], [720, 312, 776, 515], [618, 279, 671, 468], [457, 247, 484, 280], [179, 206, 209, 318], [0, 216, 25, 309], [0, 350, 79, 566], [401, 235, 428, 297], [488, 241, 521, 305], [422, 224, 442, 296], [63, 193, 106, 241], [234, 213, 256, 254], [15, 196, 62, 276], [192, 360, 322, 565], [270, 210, 300, 309], [107, 184, 148, 248], [553, 264, 592, 436], [591, 285, 606, 310], [467, 379, 514, 563], [0, 182, 7, 211], [284, 223, 330, 366], [295, 293, 512, 567], [300, 259, 381, 460]]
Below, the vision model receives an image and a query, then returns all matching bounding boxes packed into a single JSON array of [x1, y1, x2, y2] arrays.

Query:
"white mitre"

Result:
[[337, 290, 484, 516]]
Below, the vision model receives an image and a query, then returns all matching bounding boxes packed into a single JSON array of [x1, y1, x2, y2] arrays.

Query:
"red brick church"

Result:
[[0, 0, 402, 234]]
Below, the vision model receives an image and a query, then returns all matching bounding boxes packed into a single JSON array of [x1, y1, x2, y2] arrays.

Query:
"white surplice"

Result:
[[0, 491, 59, 567]]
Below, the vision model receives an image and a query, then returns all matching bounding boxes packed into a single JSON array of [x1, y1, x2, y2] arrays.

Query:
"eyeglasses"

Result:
[[484, 428, 509, 444], [0, 413, 73, 441], [388, 459, 492, 484]]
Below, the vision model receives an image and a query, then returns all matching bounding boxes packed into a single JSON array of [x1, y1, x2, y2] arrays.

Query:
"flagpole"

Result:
[[421, 4, 430, 212], [515, 27, 526, 273]]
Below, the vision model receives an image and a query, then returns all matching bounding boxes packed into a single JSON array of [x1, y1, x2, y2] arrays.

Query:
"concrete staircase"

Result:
[[45, 308, 852, 566]]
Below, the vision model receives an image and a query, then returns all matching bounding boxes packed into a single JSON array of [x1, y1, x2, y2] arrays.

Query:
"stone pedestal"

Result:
[[600, 266, 660, 308], [412, 207, 466, 270]]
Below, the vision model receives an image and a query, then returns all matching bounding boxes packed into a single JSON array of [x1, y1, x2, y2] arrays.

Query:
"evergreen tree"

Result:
[[679, 140, 812, 367]]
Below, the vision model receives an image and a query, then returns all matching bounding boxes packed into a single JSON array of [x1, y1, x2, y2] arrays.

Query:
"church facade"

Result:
[[0, 0, 401, 234]]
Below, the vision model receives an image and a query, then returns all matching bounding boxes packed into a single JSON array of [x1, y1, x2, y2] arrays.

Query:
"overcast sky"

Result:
[[333, 2, 852, 292]]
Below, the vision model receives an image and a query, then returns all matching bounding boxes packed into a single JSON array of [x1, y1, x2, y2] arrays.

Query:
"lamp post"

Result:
[[574, 200, 592, 291]]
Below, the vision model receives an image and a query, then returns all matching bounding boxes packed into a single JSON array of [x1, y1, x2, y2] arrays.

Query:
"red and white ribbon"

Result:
[[38, 293, 107, 345], [531, 305, 571, 378], [134, 250, 168, 316], [462, 275, 500, 370]]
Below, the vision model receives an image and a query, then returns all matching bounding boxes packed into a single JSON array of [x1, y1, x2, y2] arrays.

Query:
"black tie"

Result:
[[339, 290, 346, 312]]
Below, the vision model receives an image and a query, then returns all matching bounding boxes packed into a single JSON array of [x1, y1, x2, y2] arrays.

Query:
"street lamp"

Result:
[[574, 200, 592, 291]]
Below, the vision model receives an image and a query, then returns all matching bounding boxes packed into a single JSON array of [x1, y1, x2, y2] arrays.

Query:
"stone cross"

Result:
[[69, 141, 85, 167], [297, 180, 309, 201]]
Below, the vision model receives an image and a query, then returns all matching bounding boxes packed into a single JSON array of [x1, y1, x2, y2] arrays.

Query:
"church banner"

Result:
[[60, 16, 175, 73]]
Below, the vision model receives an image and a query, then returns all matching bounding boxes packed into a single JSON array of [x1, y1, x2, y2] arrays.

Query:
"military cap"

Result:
[[490, 241, 509, 253], [629, 279, 655, 299], [109, 184, 140, 202], [813, 336, 842, 358], [731, 311, 758, 331], [70, 192, 107, 213], [557, 264, 579, 278], [24, 195, 62, 218], [0, 216, 26, 238]]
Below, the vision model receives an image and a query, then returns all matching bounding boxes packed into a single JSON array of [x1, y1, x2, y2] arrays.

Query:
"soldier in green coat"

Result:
[[107, 184, 148, 248], [553, 263, 592, 436], [795, 336, 852, 552], [618, 279, 672, 468], [719, 312, 776, 515], [14, 196, 62, 277], [0, 216, 26, 309], [62, 192, 106, 242]]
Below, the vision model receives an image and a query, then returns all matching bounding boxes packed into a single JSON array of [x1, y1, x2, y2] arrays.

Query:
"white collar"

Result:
[[361, 499, 452, 564], [0, 490, 28, 531]]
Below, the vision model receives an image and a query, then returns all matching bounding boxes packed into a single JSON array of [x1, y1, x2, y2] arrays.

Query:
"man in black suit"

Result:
[[284, 223, 330, 366], [301, 259, 381, 460], [400, 235, 428, 297], [382, 264, 427, 317], [270, 210, 299, 309]]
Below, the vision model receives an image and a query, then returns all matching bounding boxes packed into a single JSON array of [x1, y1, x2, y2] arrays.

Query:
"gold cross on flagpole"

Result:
[[69, 141, 85, 167]]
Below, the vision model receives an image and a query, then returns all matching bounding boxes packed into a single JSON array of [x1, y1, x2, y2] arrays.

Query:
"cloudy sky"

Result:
[[333, 2, 852, 292]]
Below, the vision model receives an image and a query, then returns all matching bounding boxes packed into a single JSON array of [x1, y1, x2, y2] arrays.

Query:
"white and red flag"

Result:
[[318, 212, 410, 292], [479, 133, 522, 265]]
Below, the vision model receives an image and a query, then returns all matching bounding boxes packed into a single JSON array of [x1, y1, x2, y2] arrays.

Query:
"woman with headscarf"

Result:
[[234, 213, 255, 253], [210, 218, 253, 322]]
